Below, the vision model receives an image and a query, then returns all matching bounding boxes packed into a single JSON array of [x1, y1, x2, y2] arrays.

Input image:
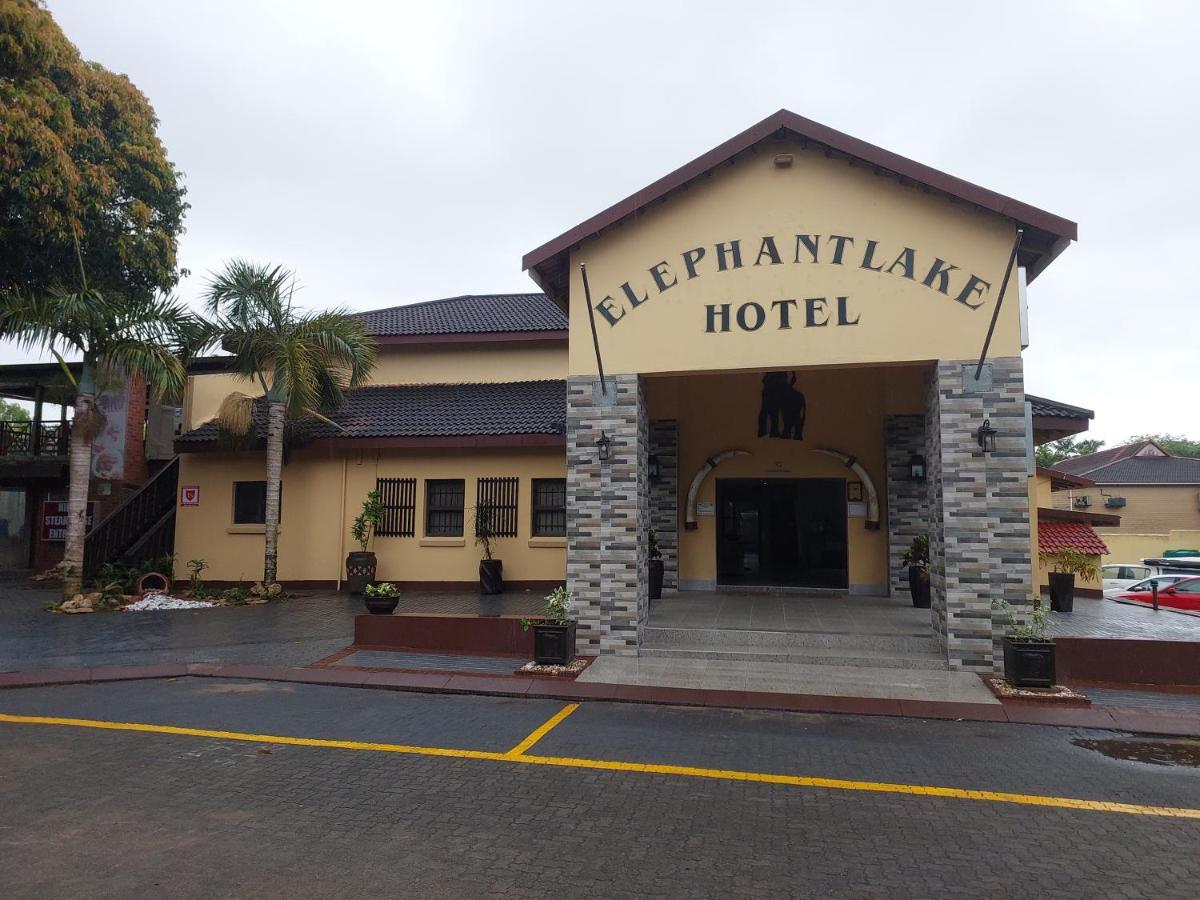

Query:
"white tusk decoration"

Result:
[[685, 449, 750, 530], [809, 448, 880, 530]]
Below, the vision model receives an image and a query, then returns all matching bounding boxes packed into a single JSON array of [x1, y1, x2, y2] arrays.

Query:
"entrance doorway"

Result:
[[716, 478, 848, 589]]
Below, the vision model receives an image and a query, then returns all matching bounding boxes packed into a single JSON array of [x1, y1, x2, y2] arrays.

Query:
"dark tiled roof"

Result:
[[1080, 456, 1200, 485], [355, 293, 566, 337], [1027, 394, 1094, 421], [177, 380, 566, 446], [1054, 441, 1163, 476]]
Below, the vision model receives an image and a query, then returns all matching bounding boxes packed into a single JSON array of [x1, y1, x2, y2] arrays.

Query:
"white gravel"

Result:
[[122, 592, 215, 612]]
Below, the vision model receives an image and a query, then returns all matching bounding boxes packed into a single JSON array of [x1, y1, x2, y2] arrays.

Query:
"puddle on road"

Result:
[[1072, 738, 1200, 767]]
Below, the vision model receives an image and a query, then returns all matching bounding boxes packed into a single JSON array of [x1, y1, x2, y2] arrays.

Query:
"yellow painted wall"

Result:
[[1097, 529, 1200, 565], [649, 363, 927, 591], [184, 373, 263, 431], [175, 447, 567, 584], [1063, 485, 1200, 533], [1031, 472, 1101, 594], [567, 138, 1022, 377]]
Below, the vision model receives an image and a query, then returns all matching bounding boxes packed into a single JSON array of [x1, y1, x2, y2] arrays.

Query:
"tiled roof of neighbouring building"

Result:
[[176, 380, 567, 447], [1038, 521, 1110, 556], [1073, 456, 1200, 485], [1027, 395, 1094, 421], [355, 293, 566, 337]]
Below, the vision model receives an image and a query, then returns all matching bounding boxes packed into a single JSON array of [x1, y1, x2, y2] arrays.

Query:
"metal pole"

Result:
[[580, 264, 608, 396], [975, 227, 1024, 380], [1152, 581, 1159, 611]]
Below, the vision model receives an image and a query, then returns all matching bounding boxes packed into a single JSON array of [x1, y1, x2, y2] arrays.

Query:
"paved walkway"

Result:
[[2, 677, 1198, 898], [1049, 594, 1200, 640]]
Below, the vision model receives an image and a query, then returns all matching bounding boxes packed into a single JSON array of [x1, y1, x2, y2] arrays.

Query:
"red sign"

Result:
[[180, 485, 200, 507], [41, 501, 98, 542]]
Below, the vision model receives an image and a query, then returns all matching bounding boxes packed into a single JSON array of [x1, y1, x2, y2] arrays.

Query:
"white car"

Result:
[[1103, 574, 1191, 600], [1100, 564, 1153, 595]]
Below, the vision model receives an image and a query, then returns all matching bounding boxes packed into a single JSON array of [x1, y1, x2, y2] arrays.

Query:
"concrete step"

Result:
[[642, 625, 940, 654], [638, 644, 949, 671]]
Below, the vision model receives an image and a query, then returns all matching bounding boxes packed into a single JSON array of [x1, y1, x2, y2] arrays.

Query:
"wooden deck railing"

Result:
[[0, 420, 71, 457]]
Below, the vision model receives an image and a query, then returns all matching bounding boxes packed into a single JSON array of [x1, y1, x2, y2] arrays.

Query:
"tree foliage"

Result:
[[0, 398, 30, 420], [1035, 437, 1105, 469], [0, 0, 187, 302]]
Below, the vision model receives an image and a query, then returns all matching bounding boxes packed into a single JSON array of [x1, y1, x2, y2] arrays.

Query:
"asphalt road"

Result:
[[2, 678, 1198, 899]]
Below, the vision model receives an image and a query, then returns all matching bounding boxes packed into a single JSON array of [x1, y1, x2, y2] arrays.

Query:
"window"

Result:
[[1174, 579, 1200, 594], [532, 478, 566, 537], [376, 477, 416, 537], [1101, 566, 1119, 580], [425, 479, 465, 536], [232, 481, 275, 525], [476, 477, 519, 538]]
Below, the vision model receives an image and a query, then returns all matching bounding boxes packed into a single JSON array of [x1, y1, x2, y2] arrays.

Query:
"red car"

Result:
[[1116, 576, 1200, 611]]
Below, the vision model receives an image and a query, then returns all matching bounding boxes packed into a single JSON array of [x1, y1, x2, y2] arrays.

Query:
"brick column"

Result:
[[649, 419, 679, 590], [926, 358, 1032, 672], [566, 374, 648, 656], [885, 415, 928, 599]]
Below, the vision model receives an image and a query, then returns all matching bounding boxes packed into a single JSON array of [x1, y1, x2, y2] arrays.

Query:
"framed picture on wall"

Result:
[[847, 481, 864, 502]]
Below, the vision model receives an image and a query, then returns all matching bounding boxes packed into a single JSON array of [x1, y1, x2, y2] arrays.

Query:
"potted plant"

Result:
[[474, 501, 504, 597], [362, 581, 400, 615], [994, 598, 1055, 688], [523, 586, 577, 665], [346, 490, 384, 594], [1040, 548, 1100, 613], [648, 528, 664, 601], [901, 535, 931, 608]]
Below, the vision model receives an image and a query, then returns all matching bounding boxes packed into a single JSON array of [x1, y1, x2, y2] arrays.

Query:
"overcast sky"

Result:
[[6, 1, 1197, 444]]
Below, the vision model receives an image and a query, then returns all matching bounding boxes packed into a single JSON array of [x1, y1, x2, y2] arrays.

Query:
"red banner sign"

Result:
[[41, 501, 98, 542]]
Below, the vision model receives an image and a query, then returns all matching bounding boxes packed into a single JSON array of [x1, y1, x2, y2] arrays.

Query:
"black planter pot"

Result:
[[649, 559, 664, 600], [363, 593, 399, 615], [1003, 636, 1056, 688], [345, 551, 377, 594], [908, 565, 931, 608], [479, 558, 503, 596], [533, 622, 577, 665], [1048, 571, 1075, 612]]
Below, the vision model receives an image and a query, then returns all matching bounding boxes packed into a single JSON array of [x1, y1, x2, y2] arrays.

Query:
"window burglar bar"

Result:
[[532, 478, 566, 537], [426, 479, 465, 537], [375, 477, 416, 537], [476, 477, 519, 537]]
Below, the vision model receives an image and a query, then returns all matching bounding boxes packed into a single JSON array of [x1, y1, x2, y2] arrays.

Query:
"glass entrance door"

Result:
[[716, 478, 848, 589], [0, 488, 30, 570]]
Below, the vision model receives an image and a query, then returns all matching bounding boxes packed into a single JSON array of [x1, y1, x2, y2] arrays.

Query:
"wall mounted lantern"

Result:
[[975, 418, 997, 453], [648, 453, 661, 482], [595, 430, 612, 462], [908, 453, 927, 482]]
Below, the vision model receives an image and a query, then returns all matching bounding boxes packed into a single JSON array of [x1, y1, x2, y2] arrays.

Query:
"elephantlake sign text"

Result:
[[590, 233, 994, 333]]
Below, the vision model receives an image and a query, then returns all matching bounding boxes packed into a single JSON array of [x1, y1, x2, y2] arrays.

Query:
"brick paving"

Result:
[[1049, 595, 1200, 640], [1, 678, 1198, 898]]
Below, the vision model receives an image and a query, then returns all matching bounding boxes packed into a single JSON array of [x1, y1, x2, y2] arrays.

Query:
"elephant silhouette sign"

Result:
[[757, 372, 806, 440]]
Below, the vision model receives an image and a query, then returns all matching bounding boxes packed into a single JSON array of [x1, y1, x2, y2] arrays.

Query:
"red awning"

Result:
[[1038, 521, 1109, 556]]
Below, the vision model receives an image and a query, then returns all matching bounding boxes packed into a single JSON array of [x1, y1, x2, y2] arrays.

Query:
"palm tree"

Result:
[[2, 287, 195, 598], [205, 260, 376, 585]]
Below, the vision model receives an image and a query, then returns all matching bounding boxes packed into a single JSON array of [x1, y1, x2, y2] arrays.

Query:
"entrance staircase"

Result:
[[640, 625, 948, 670], [83, 457, 179, 581]]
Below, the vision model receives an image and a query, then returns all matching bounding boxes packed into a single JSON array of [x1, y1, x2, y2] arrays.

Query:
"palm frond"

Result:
[[216, 392, 258, 436], [102, 339, 188, 400]]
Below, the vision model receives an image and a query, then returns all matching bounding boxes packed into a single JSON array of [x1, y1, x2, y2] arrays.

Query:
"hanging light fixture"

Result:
[[975, 418, 997, 453], [648, 453, 661, 482], [908, 453, 927, 482], [595, 431, 612, 462]]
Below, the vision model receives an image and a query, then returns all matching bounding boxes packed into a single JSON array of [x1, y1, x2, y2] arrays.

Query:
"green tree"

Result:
[[0, 0, 187, 303], [1035, 437, 1105, 469], [4, 286, 195, 597], [0, 399, 30, 420], [205, 260, 377, 585], [1123, 434, 1200, 459]]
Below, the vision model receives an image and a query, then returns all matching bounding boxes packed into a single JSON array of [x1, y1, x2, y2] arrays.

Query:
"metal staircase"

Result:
[[83, 456, 179, 580]]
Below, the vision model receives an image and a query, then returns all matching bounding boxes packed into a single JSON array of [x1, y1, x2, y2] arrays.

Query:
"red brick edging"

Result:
[[0, 663, 1197, 737]]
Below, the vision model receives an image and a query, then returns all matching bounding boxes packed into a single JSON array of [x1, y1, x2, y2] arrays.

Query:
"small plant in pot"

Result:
[[362, 581, 400, 615], [522, 586, 577, 666], [901, 535, 931, 608], [346, 490, 384, 594], [648, 528, 664, 601], [1040, 548, 1100, 613], [474, 501, 504, 597], [994, 597, 1055, 688]]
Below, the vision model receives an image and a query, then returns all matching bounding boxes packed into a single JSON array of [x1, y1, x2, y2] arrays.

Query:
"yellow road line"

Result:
[[505, 703, 579, 757], [2, 711, 1198, 820]]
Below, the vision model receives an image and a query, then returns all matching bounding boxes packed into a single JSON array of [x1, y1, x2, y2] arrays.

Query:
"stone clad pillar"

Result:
[[566, 374, 648, 656], [649, 420, 679, 590], [925, 358, 1032, 672], [885, 415, 928, 599]]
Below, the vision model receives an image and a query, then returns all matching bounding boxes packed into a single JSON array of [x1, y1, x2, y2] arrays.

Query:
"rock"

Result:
[[246, 597, 269, 605], [268, 583, 282, 595], [249, 582, 266, 596], [59, 597, 95, 614], [83, 592, 104, 604]]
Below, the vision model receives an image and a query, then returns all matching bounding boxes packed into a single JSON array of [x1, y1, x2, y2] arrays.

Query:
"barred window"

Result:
[[531, 478, 566, 537], [376, 477, 416, 537], [476, 477, 519, 537], [425, 479, 465, 537]]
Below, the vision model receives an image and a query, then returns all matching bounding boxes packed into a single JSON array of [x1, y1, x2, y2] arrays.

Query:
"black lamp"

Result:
[[648, 453, 661, 482], [908, 453, 926, 482], [975, 418, 997, 453], [596, 431, 612, 462]]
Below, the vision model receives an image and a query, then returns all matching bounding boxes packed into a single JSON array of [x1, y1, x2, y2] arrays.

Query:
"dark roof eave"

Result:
[[1037, 506, 1121, 527], [176, 432, 565, 453], [374, 330, 568, 346]]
